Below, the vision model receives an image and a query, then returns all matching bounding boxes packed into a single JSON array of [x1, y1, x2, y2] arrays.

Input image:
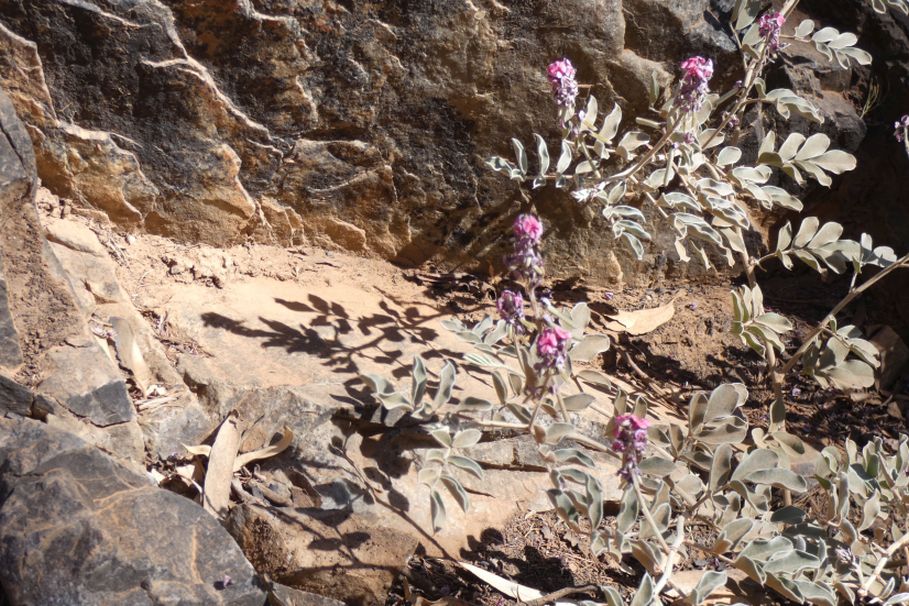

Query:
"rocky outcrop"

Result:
[[0, 415, 266, 606], [0, 0, 748, 282]]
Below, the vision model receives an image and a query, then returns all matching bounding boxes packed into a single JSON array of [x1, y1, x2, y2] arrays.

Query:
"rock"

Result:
[[0, 374, 32, 416], [0, 256, 22, 369], [38, 344, 135, 427], [44, 219, 108, 257], [0, 84, 86, 385], [0, 416, 266, 606], [0, 0, 741, 282], [268, 583, 345, 606], [227, 502, 418, 606]]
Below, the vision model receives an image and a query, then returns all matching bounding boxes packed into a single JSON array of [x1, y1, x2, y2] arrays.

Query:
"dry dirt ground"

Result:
[[33, 194, 909, 605]]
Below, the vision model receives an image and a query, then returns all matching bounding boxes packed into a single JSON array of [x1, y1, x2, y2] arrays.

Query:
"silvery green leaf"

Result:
[[362, 373, 394, 395], [630, 573, 656, 606], [721, 227, 748, 256], [884, 593, 909, 606], [648, 71, 661, 105], [377, 391, 413, 410], [600, 103, 623, 143], [859, 490, 881, 531], [574, 160, 596, 175], [735, 554, 767, 584], [602, 205, 645, 222], [763, 186, 803, 211], [613, 218, 652, 244], [603, 586, 624, 606], [576, 369, 612, 387], [441, 473, 470, 512], [581, 94, 598, 130], [794, 18, 815, 38], [452, 428, 482, 449], [532, 133, 550, 176], [432, 360, 457, 408], [771, 505, 806, 524], [491, 371, 508, 404], [620, 232, 646, 260], [697, 177, 736, 197], [412, 355, 427, 404], [748, 468, 808, 492], [419, 466, 441, 484], [485, 155, 517, 174], [731, 448, 779, 483], [824, 358, 875, 389], [714, 518, 755, 553], [553, 448, 595, 467], [556, 139, 573, 174], [763, 88, 823, 123], [639, 456, 675, 477], [704, 383, 748, 423], [545, 423, 576, 444], [448, 455, 483, 479], [697, 416, 749, 444], [716, 146, 742, 166], [562, 393, 595, 411], [661, 192, 701, 211], [430, 428, 452, 447], [617, 131, 650, 160], [511, 138, 528, 174], [430, 488, 447, 531], [673, 212, 724, 247], [635, 117, 662, 129], [617, 487, 639, 533], [689, 571, 728, 605], [733, 0, 763, 30], [793, 217, 820, 247], [570, 334, 611, 363], [463, 352, 508, 369], [709, 443, 734, 491]]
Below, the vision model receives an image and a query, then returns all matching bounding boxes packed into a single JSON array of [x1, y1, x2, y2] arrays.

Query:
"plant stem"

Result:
[[633, 476, 671, 553], [860, 529, 909, 598], [780, 252, 909, 377], [523, 584, 602, 606], [654, 516, 687, 594]]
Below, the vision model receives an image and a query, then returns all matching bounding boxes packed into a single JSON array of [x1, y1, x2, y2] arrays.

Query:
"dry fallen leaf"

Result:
[[457, 562, 595, 605], [202, 412, 243, 518], [233, 425, 294, 471], [604, 299, 676, 335], [110, 316, 154, 394]]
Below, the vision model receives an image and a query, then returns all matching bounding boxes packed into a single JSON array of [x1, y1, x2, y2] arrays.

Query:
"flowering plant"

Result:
[[487, 0, 909, 431], [362, 1, 909, 604]]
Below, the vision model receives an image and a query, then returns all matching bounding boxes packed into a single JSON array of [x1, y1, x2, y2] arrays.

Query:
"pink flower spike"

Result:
[[546, 58, 579, 109], [613, 413, 649, 436], [513, 213, 544, 243], [680, 56, 714, 81]]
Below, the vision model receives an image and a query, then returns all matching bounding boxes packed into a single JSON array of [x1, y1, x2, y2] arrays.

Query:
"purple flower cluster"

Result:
[[677, 56, 714, 113], [611, 413, 650, 482], [536, 326, 572, 371], [758, 11, 786, 54], [894, 115, 909, 143], [508, 214, 544, 286], [547, 58, 579, 109], [496, 289, 525, 330]]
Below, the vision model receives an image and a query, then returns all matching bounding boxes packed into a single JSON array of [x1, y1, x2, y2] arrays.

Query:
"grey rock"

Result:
[[38, 344, 135, 427], [268, 583, 345, 606], [0, 255, 21, 369], [0, 416, 266, 606], [0, 374, 32, 417]]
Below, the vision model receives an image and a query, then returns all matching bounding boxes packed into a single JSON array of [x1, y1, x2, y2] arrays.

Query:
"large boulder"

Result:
[[0, 0, 739, 283], [0, 415, 266, 606]]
